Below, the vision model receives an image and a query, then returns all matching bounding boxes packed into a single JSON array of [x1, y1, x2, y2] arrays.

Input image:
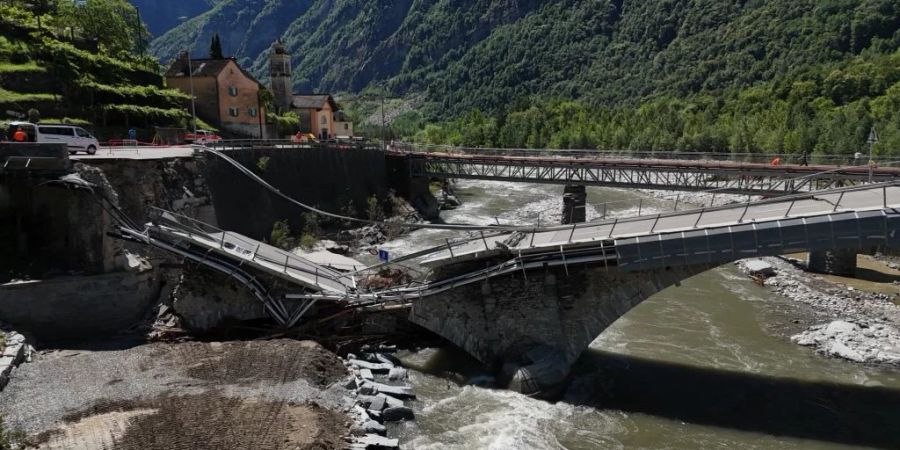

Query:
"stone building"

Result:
[[268, 41, 352, 140], [165, 53, 266, 138]]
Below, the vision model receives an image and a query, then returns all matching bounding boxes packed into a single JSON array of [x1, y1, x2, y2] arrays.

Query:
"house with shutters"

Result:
[[165, 53, 266, 138]]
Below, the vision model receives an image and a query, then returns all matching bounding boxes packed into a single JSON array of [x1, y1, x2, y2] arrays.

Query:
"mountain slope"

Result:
[[148, 0, 900, 117]]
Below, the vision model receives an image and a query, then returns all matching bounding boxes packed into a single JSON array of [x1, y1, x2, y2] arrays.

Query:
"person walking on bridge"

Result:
[[12, 127, 27, 142]]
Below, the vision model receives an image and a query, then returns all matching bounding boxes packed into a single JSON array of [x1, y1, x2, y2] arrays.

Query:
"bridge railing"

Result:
[[147, 207, 353, 289], [392, 142, 898, 166], [208, 139, 381, 152]]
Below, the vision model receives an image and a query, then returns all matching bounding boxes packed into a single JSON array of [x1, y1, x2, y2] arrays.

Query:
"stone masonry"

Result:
[[409, 261, 712, 396]]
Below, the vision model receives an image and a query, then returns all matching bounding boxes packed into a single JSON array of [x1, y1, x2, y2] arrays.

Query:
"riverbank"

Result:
[[0, 339, 352, 449], [737, 255, 900, 366]]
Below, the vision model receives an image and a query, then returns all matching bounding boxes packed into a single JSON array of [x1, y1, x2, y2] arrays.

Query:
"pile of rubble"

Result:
[[0, 328, 32, 391], [342, 345, 416, 449]]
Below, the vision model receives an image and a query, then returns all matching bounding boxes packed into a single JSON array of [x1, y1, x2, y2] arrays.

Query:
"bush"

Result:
[[269, 220, 294, 250]]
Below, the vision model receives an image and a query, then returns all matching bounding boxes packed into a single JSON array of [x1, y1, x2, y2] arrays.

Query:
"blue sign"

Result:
[[377, 249, 390, 262], [128, 128, 137, 140]]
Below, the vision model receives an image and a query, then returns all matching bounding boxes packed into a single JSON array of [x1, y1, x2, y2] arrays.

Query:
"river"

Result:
[[372, 180, 900, 449]]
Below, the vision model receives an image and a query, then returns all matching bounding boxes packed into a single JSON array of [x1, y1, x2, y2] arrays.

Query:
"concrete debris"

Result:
[[363, 420, 387, 435], [387, 368, 408, 381], [375, 353, 401, 367], [359, 368, 374, 381], [376, 394, 404, 409], [349, 359, 394, 373], [0, 329, 30, 391], [367, 395, 385, 412], [361, 381, 416, 399], [741, 259, 776, 277], [355, 434, 399, 449]]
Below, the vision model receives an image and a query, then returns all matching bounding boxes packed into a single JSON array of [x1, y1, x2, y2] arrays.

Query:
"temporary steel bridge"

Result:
[[393, 145, 900, 196]]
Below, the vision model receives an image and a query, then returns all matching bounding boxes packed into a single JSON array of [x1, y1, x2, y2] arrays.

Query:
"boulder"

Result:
[[387, 368, 408, 381], [363, 420, 387, 435], [382, 406, 415, 422]]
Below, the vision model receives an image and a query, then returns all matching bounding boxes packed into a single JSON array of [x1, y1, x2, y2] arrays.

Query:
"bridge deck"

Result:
[[149, 212, 355, 294], [422, 183, 900, 268]]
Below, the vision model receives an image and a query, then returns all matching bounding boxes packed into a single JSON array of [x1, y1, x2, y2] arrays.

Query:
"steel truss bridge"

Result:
[[400, 150, 900, 196]]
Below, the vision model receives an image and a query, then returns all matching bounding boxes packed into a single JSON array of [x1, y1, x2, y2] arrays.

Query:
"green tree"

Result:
[[55, 0, 149, 54], [209, 33, 223, 59]]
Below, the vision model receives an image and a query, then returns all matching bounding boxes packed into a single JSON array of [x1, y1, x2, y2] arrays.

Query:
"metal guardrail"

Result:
[[147, 207, 354, 292], [208, 139, 381, 152]]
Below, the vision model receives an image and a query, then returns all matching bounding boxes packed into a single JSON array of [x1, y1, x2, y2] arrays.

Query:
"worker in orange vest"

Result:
[[770, 156, 781, 166], [12, 127, 27, 142]]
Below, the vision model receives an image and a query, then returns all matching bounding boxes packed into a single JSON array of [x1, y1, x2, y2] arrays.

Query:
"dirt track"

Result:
[[0, 340, 350, 450]]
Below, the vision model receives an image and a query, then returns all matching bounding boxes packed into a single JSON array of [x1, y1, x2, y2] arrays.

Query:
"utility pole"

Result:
[[188, 52, 198, 134], [381, 87, 386, 151], [867, 126, 878, 182]]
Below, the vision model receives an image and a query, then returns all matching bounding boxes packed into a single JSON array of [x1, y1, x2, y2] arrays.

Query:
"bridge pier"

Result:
[[562, 185, 586, 224], [409, 263, 711, 399], [807, 249, 858, 277]]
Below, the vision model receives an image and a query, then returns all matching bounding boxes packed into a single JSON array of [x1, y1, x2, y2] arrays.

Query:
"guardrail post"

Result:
[[251, 242, 260, 261], [446, 239, 455, 258], [284, 255, 289, 273], [530, 228, 536, 247], [481, 231, 490, 251], [693, 208, 705, 228], [884, 185, 888, 208], [637, 199, 643, 216], [833, 191, 845, 212], [784, 199, 796, 218], [673, 194, 680, 212], [738, 202, 750, 223], [568, 223, 577, 243], [609, 218, 618, 237], [650, 213, 662, 233]]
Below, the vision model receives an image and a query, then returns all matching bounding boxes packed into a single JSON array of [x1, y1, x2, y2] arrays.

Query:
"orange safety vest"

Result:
[[770, 157, 781, 166]]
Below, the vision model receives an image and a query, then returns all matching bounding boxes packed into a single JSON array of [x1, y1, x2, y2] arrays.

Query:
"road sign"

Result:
[[377, 249, 390, 262], [867, 126, 879, 145]]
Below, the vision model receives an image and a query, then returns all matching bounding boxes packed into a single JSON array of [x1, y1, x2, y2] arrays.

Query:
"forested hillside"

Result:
[[131, 0, 219, 36], [145, 0, 899, 154]]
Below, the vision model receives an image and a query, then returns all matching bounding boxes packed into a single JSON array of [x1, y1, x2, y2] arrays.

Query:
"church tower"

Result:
[[270, 39, 293, 113]]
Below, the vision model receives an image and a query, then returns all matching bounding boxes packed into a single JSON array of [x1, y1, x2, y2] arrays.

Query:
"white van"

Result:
[[7, 121, 99, 155]]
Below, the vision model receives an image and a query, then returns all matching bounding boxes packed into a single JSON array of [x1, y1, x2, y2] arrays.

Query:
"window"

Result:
[[228, 86, 238, 97], [75, 128, 91, 137], [248, 107, 257, 118], [320, 115, 328, 125], [38, 126, 74, 136], [344, 123, 349, 130], [228, 107, 239, 117]]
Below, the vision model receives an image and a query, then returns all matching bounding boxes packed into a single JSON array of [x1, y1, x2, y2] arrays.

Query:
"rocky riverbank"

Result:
[[736, 257, 900, 366]]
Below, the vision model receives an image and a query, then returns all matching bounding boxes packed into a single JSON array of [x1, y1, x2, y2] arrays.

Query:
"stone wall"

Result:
[[0, 270, 160, 342]]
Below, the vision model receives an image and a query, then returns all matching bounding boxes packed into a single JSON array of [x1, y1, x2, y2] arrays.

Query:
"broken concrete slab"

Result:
[[363, 420, 386, 435], [367, 395, 385, 412], [362, 381, 416, 399], [375, 353, 401, 366], [376, 393, 404, 409], [356, 434, 399, 449], [349, 359, 394, 373], [359, 368, 375, 381]]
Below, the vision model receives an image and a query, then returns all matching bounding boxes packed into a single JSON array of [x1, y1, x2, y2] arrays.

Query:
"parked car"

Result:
[[183, 130, 222, 145], [6, 121, 98, 155]]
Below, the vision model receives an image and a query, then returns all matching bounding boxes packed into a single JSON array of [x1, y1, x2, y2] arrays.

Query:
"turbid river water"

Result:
[[374, 180, 900, 449]]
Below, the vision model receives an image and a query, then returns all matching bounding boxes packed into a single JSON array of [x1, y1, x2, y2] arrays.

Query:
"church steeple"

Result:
[[270, 39, 292, 112]]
